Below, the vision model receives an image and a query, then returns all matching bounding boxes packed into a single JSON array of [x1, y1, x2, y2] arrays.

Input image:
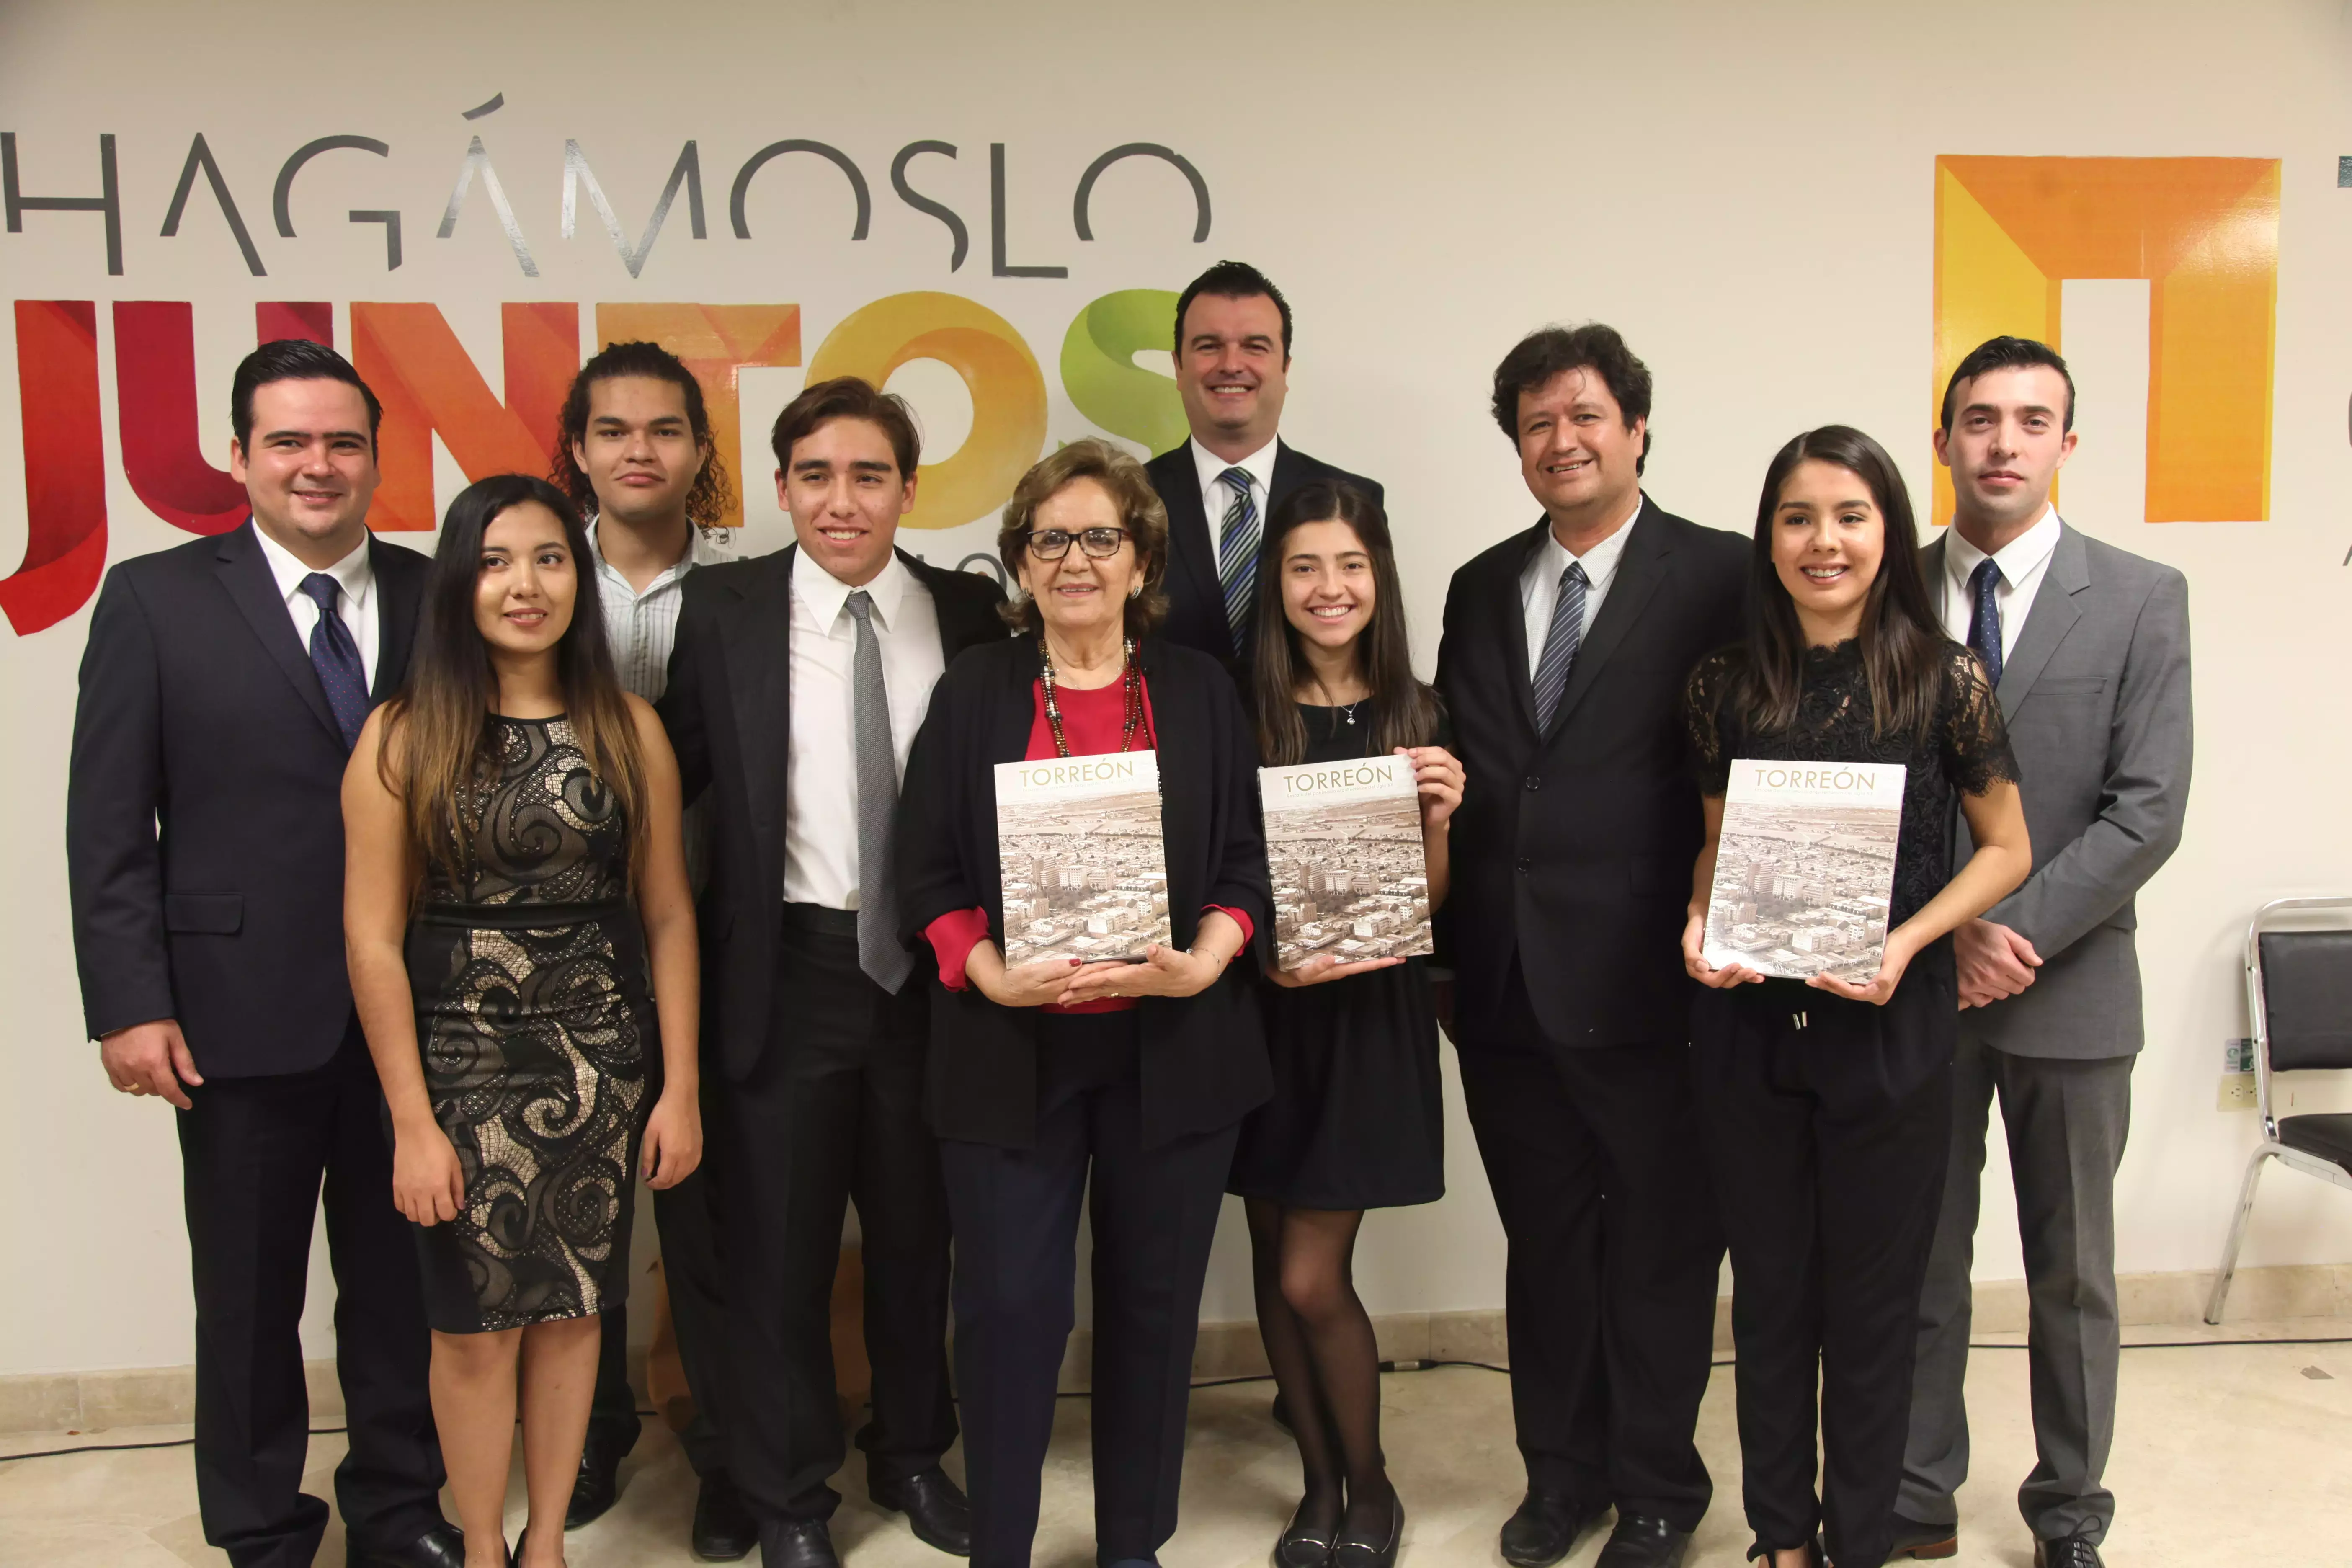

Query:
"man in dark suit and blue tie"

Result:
[[1143, 261, 1384, 668], [67, 340, 458, 1568]]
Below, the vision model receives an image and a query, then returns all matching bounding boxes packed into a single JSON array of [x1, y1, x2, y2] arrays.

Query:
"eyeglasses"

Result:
[[1024, 527, 1133, 561]]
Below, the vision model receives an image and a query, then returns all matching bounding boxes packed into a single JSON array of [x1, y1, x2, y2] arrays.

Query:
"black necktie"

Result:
[[1966, 557, 2004, 689], [300, 573, 369, 749]]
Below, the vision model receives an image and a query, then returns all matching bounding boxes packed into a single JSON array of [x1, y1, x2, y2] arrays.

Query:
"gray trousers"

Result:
[[1899, 1027, 2133, 1545]]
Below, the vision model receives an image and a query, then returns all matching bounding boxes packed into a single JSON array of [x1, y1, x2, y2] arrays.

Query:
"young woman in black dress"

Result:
[[1232, 480, 1464, 1568], [1679, 428, 2030, 1568], [345, 475, 703, 1568]]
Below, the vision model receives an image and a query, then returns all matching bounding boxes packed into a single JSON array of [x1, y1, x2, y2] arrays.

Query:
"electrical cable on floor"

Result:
[[9, 1334, 2348, 1466]]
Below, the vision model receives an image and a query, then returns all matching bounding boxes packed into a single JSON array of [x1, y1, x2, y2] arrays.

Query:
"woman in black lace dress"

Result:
[[1679, 428, 2030, 1568], [345, 474, 701, 1568], [1231, 481, 1464, 1568]]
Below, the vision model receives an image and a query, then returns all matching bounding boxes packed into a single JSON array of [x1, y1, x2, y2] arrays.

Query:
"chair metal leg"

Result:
[[2205, 1146, 2276, 1325]]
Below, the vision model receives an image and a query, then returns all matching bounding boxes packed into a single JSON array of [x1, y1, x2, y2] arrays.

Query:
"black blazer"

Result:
[[66, 521, 427, 1077], [1434, 501, 1746, 1050], [1144, 439, 1385, 665], [657, 544, 1009, 1083], [895, 635, 1273, 1150]]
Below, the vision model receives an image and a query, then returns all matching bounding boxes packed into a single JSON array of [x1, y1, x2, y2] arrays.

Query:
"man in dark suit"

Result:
[[1434, 325, 1745, 1568], [657, 377, 1007, 1568], [1143, 260, 1383, 667], [67, 340, 459, 1568], [1893, 338, 2192, 1568]]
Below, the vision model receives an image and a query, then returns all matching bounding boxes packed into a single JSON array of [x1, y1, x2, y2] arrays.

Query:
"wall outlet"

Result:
[[2218, 1073, 2258, 1110], [2224, 1037, 2256, 1073]]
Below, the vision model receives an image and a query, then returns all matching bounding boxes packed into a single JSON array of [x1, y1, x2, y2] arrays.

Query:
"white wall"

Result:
[[3, 0, 2349, 1377]]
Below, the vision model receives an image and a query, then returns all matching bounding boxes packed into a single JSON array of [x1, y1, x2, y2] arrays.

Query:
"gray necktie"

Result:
[[1531, 560, 1589, 730], [846, 591, 912, 994]]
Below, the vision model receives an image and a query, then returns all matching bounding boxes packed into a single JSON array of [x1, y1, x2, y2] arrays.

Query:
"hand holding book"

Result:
[[1264, 952, 1407, 990]]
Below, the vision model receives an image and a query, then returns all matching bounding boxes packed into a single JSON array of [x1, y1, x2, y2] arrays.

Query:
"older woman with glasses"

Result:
[[896, 438, 1273, 1568]]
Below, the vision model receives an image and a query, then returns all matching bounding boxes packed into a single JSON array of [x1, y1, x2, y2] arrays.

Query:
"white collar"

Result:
[[1532, 493, 1644, 582], [587, 517, 730, 586], [793, 543, 911, 631], [1189, 434, 1280, 498], [1945, 504, 2061, 586], [251, 517, 371, 607]]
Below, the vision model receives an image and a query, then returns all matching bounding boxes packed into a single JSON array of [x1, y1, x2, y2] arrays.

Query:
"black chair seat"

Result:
[[2278, 1113, 2352, 1173]]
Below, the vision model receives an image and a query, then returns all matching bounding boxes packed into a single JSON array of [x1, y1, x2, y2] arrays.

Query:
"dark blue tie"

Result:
[[300, 573, 369, 749], [1966, 557, 2004, 689]]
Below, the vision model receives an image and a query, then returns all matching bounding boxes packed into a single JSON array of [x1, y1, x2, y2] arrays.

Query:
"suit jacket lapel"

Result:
[[214, 521, 344, 746], [724, 545, 796, 879], [1922, 534, 1952, 624], [1994, 522, 2088, 720], [369, 538, 420, 701], [1160, 447, 1223, 630], [1266, 438, 1311, 519], [1543, 505, 1669, 739], [1499, 519, 1546, 736]]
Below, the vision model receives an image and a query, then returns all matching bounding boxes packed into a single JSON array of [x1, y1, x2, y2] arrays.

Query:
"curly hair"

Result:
[[995, 439, 1170, 635], [550, 340, 736, 527]]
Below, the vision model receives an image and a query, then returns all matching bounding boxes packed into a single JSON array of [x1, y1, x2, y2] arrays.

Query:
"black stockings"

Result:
[[1244, 1199, 1392, 1537]]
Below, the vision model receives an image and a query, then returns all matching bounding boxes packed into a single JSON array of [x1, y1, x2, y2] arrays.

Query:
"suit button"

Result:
[[1524, 776, 1541, 791], [1515, 859, 1532, 874]]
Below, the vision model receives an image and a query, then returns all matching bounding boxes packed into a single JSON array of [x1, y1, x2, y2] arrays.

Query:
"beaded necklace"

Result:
[[1038, 635, 1145, 758]]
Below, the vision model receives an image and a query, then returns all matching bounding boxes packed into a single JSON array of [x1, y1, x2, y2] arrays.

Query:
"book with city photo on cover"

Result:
[[1702, 757, 1906, 983], [993, 752, 1173, 965], [1260, 753, 1434, 971]]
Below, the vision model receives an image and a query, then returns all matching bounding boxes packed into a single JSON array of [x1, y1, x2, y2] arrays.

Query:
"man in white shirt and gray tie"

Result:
[[1142, 260, 1385, 672], [1894, 336, 2192, 1568], [657, 377, 1008, 1568]]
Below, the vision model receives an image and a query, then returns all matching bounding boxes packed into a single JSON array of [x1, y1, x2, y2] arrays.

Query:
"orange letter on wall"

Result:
[[593, 305, 802, 529], [1932, 155, 2278, 524], [352, 302, 580, 531]]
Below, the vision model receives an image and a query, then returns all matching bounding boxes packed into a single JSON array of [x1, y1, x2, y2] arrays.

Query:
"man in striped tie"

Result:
[[1434, 325, 1748, 1568], [1143, 260, 1385, 675]]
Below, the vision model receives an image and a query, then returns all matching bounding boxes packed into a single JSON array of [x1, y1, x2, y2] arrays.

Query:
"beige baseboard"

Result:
[[10, 1263, 2349, 1434]]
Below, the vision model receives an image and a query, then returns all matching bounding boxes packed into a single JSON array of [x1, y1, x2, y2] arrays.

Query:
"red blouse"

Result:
[[922, 674, 1253, 1012]]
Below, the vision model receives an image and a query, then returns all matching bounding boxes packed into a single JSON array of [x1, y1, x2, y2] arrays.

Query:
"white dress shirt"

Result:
[[1519, 495, 1643, 681], [1189, 435, 1280, 575], [1939, 504, 2062, 663], [587, 520, 732, 702], [783, 548, 946, 910], [251, 519, 379, 691]]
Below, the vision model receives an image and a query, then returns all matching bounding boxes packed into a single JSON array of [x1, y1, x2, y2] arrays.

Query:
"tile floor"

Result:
[[5, 1318, 2347, 1567]]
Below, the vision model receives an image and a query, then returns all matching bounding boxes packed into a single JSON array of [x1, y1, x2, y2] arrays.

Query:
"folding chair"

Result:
[[2205, 896, 2352, 1324]]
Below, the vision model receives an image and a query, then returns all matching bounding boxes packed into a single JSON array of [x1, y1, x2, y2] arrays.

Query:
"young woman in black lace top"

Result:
[[1679, 428, 2030, 1568]]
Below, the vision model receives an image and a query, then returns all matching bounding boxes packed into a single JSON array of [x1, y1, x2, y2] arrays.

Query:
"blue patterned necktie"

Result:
[[1216, 467, 1260, 655], [1531, 560, 1589, 730], [1966, 557, 2004, 689], [299, 573, 369, 749]]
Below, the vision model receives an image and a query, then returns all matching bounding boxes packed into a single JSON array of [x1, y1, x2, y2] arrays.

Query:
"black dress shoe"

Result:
[[1333, 1488, 1402, 1568], [1275, 1491, 1341, 1568], [565, 1433, 628, 1529], [1594, 1513, 1690, 1568], [692, 1470, 758, 1561], [1887, 1514, 1958, 1559], [759, 1519, 842, 1568], [1498, 1488, 1604, 1568], [2034, 1533, 2104, 1568], [870, 1468, 974, 1557], [351, 1522, 467, 1568]]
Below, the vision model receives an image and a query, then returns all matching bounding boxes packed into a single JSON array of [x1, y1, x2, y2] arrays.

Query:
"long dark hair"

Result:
[[1727, 425, 1944, 743], [379, 473, 647, 887], [1249, 480, 1442, 765]]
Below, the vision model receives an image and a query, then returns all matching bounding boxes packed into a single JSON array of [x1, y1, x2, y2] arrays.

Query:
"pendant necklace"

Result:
[[1039, 635, 1144, 758]]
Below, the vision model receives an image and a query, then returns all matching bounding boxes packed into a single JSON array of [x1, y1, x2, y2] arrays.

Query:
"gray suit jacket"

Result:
[[1928, 521, 2192, 1057]]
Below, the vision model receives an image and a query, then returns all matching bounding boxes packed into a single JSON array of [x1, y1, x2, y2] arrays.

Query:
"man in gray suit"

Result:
[[1892, 337, 2193, 1568]]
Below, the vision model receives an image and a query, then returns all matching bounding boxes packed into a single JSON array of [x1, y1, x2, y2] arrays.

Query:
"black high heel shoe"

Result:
[[1333, 1488, 1402, 1568], [1276, 1494, 1340, 1568]]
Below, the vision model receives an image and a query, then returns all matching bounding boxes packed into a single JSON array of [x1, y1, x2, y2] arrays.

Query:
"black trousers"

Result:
[[1454, 964, 1720, 1531], [939, 1013, 1240, 1568], [175, 1024, 444, 1568], [721, 911, 957, 1523], [1691, 969, 1955, 1568], [585, 1091, 735, 1479]]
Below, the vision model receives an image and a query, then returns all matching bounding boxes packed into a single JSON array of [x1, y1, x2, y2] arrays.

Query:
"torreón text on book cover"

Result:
[[1703, 757, 1906, 984], [993, 752, 1173, 965], [1260, 754, 1433, 971]]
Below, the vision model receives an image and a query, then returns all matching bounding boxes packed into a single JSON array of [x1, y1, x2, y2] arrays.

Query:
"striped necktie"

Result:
[[1217, 467, 1260, 655], [1531, 560, 1589, 731]]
